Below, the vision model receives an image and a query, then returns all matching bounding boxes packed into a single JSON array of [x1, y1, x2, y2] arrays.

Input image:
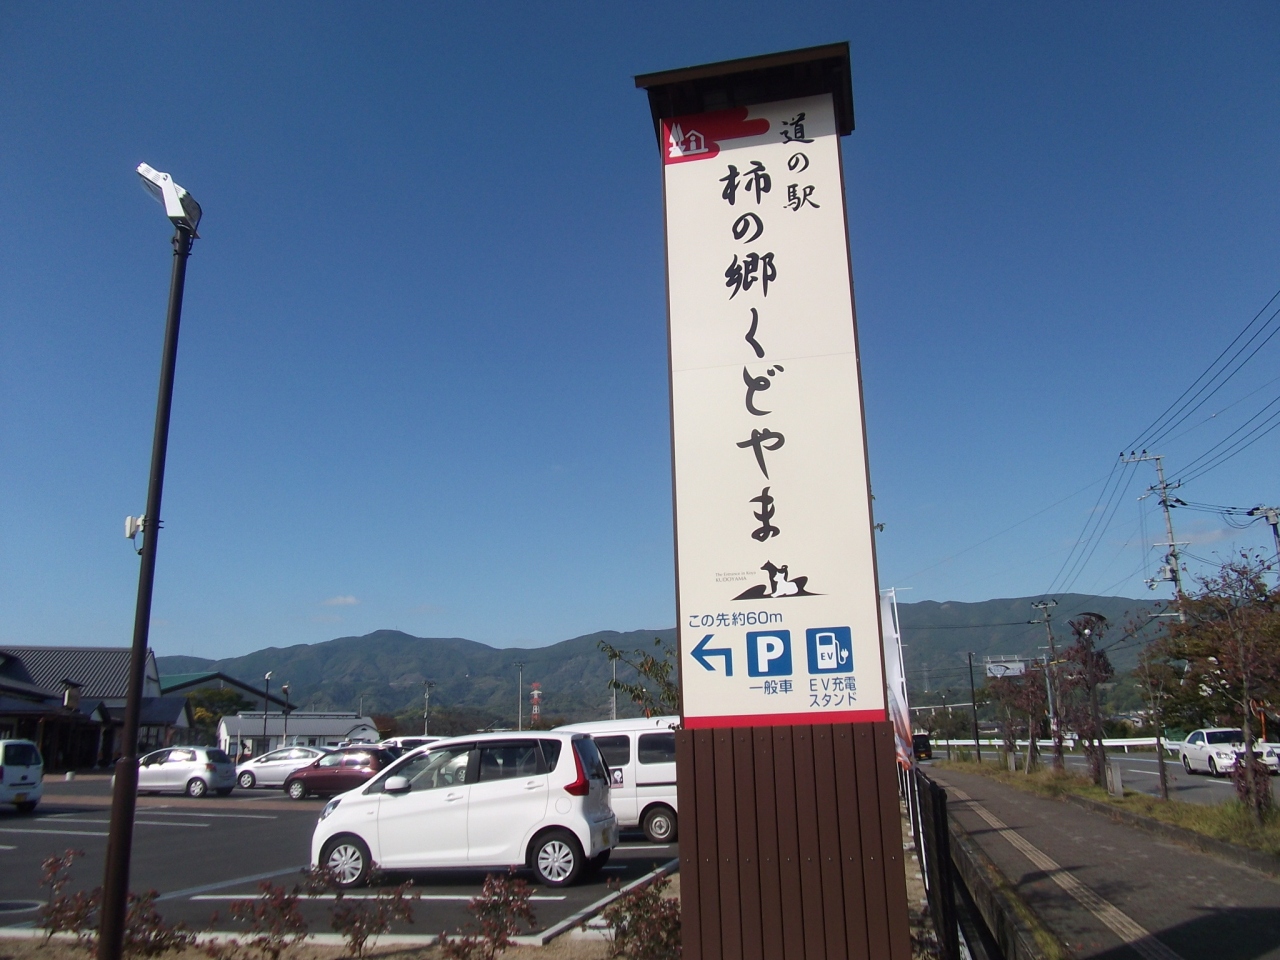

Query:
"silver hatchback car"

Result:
[[236, 746, 331, 789], [132, 746, 236, 797]]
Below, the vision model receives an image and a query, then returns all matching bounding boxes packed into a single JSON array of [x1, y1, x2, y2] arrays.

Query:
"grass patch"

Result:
[[934, 758, 1280, 857]]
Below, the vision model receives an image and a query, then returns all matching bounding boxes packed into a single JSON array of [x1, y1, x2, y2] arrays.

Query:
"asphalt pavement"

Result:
[[0, 774, 675, 938], [930, 765, 1280, 960]]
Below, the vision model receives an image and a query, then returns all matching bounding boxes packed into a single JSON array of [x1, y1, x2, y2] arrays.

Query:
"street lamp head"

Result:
[[264, 671, 273, 681], [136, 163, 201, 236]]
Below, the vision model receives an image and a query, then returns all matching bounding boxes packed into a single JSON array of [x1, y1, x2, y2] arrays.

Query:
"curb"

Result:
[[510, 857, 679, 946], [1061, 793, 1280, 878], [947, 817, 1067, 960]]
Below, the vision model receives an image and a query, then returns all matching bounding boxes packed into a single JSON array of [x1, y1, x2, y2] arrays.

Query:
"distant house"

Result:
[[0, 646, 194, 768], [218, 712, 379, 756]]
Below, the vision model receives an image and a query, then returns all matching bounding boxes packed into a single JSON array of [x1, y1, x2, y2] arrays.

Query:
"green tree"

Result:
[[598, 637, 680, 718], [185, 687, 252, 743], [1155, 554, 1280, 824]]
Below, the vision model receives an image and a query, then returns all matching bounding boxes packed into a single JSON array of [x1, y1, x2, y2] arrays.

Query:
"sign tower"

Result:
[[637, 44, 911, 960]]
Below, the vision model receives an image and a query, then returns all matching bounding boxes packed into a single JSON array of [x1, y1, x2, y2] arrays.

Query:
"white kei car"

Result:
[[1180, 727, 1280, 777], [311, 731, 618, 888]]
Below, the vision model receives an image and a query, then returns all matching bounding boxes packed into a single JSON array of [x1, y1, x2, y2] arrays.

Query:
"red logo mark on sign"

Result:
[[662, 107, 771, 164]]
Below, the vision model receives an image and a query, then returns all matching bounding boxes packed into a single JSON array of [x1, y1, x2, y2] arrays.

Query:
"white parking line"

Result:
[[0, 844, 16, 850], [134, 811, 278, 820], [615, 844, 675, 851], [0, 828, 108, 837], [156, 867, 305, 902], [37, 817, 210, 828], [190, 894, 568, 902]]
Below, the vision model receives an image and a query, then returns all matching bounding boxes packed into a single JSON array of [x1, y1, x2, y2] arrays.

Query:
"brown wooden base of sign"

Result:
[[675, 721, 911, 960]]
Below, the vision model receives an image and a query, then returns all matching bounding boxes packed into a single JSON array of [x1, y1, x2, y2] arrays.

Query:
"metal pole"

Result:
[[1153, 456, 1187, 623], [516, 662, 525, 731], [282, 685, 290, 745], [967, 652, 981, 763], [423, 681, 434, 736], [611, 660, 617, 721], [98, 226, 194, 960], [262, 675, 271, 750]]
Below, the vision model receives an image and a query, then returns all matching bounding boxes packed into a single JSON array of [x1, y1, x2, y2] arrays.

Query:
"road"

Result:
[[0, 775, 675, 937], [929, 747, 1280, 805]]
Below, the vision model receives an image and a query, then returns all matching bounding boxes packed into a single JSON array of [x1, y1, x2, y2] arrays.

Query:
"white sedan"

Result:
[[1180, 728, 1279, 777], [236, 746, 331, 789]]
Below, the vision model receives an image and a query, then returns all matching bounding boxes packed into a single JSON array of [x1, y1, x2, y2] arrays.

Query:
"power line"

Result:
[[1126, 285, 1280, 452]]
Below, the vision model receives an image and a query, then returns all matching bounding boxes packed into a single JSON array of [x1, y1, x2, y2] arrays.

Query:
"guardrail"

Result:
[[930, 737, 1183, 756]]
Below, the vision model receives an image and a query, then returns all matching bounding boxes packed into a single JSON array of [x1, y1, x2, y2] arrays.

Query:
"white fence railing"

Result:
[[931, 736, 1183, 756]]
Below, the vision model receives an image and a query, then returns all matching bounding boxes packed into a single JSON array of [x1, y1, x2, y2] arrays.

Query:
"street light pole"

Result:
[[967, 652, 982, 763], [423, 680, 435, 736], [99, 165, 201, 960], [262, 672, 273, 750], [282, 684, 290, 745], [515, 662, 525, 731]]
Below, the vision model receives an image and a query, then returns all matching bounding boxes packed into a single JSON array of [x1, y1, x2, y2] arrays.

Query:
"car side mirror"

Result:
[[384, 776, 411, 794]]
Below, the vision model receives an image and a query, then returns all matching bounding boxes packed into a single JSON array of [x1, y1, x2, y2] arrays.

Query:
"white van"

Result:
[[555, 716, 678, 843], [0, 739, 44, 813]]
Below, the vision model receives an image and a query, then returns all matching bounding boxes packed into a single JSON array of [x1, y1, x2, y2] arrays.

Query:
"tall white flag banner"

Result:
[[880, 589, 913, 766], [664, 95, 886, 728]]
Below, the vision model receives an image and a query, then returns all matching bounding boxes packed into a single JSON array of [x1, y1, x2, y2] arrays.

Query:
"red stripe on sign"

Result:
[[662, 107, 771, 164], [683, 709, 887, 729]]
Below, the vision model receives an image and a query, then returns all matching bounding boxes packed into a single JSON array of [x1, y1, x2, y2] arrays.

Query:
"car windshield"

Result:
[[1206, 730, 1243, 745]]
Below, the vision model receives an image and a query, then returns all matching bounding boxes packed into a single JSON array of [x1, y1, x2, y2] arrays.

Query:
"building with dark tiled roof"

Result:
[[0, 646, 192, 769]]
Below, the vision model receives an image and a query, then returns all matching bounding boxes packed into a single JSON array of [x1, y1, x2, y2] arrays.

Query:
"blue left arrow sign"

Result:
[[691, 634, 733, 676]]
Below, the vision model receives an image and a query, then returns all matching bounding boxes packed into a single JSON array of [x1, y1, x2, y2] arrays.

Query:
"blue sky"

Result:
[[3, 3, 1278, 658]]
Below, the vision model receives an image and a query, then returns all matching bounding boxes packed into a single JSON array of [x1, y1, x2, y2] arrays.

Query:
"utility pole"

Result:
[[610, 659, 617, 721], [1031, 599, 1063, 769], [967, 652, 981, 763], [1128, 452, 1187, 622], [423, 680, 435, 736], [1248, 505, 1280, 560], [515, 662, 525, 731]]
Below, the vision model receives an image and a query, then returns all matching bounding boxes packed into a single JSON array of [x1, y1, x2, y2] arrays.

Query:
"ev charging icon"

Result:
[[746, 631, 792, 677], [806, 627, 853, 674]]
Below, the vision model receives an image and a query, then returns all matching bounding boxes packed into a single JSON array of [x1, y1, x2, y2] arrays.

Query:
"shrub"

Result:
[[122, 890, 196, 957], [38, 849, 100, 945], [220, 879, 311, 960], [437, 871, 536, 960], [599, 874, 681, 960], [327, 874, 416, 960]]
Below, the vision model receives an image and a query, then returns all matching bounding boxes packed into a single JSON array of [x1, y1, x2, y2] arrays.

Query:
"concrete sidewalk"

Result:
[[927, 766, 1280, 960]]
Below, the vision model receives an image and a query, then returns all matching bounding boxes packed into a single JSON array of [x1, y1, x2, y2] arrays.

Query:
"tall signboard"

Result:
[[639, 45, 911, 960], [663, 92, 886, 730]]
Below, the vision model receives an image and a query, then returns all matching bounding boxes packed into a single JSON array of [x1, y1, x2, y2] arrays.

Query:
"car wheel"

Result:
[[186, 778, 208, 798], [1208, 757, 1219, 777], [287, 780, 308, 800], [322, 835, 371, 889], [643, 805, 678, 843], [1182, 755, 1194, 775], [530, 830, 582, 887], [15, 801, 37, 815], [583, 850, 610, 877], [238, 772, 256, 789]]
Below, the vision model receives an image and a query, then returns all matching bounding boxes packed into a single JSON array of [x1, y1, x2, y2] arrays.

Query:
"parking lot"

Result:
[[0, 775, 676, 937]]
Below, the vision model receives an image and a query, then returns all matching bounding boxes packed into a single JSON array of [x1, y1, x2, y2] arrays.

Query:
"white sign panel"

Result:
[[986, 661, 1027, 678], [663, 95, 885, 728]]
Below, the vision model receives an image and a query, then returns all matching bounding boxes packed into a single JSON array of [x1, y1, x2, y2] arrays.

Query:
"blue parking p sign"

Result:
[[806, 627, 853, 674], [746, 630, 792, 677]]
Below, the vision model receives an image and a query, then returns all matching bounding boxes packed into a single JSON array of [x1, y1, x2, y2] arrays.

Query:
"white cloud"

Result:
[[322, 595, 360, 606]]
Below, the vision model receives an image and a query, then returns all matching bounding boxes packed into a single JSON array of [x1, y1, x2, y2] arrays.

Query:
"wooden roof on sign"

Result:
[[634, 42, 854, 145]]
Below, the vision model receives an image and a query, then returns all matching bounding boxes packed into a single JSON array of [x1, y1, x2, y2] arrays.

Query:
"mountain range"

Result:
[[158, 594, 1167, 725]]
